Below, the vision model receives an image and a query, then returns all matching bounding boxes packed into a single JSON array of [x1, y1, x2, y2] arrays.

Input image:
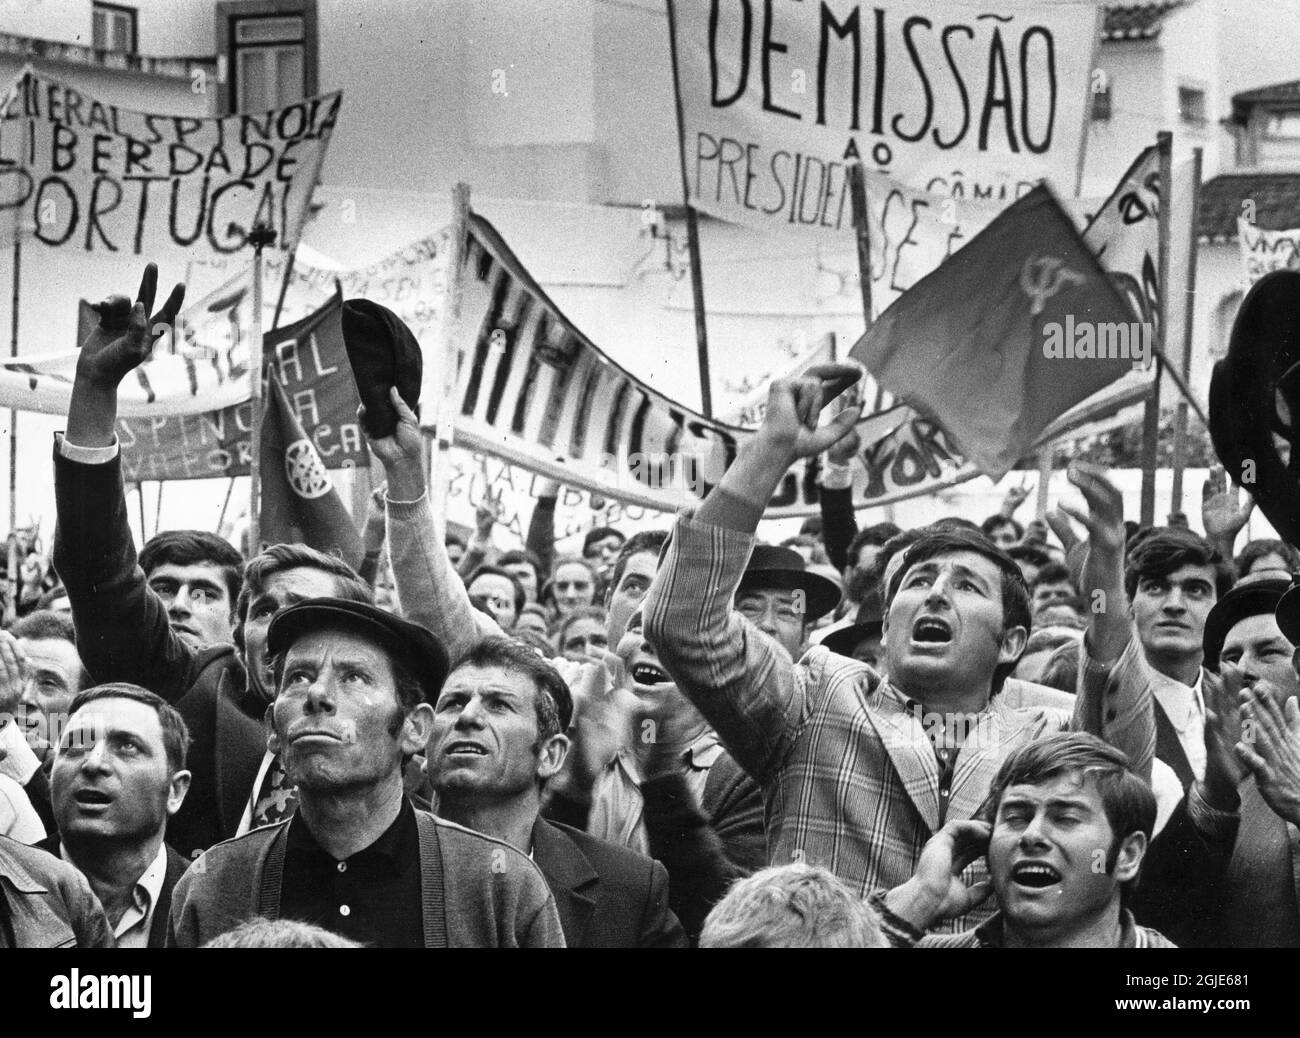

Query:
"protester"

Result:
[[202, 918, 363, 948], [43, 684, 191, 948], [498, 549, 544, 606], [554, 606, 610, 663], [427, 636, 685, 947], [0, 834, 115, 947], [168, 598, 565, 947], [734, 544, 841, 659], [873, 732, 1171, 948], [138, 530, 244, 650], [464, 564, 525, 631], [582, 525, 626, 582], [1102, 525, 1234, 793], [643, 366, 1150, 931], [1235, 538, 1299, 581], [1028, 562, 1079, 625], [700, 863, 888, 948], [50, 263, 375, 856], [546, 556, 598, 620]]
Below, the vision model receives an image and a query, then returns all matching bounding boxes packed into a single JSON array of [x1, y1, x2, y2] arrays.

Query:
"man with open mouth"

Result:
[[426, 636, 686, 948], [44, 683, 192, 948], [873, 731, 1173, 948], [642, 365, 1153, 932]]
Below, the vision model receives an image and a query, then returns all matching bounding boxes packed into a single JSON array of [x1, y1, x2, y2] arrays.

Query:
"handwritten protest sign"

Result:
[[667, 0, 1100, 233], [1238, 217, 1300, 285], [0, 67, 339, 258]]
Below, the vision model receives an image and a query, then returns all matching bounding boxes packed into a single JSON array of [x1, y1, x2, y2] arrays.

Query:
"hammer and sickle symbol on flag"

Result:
[[1020, 254, 1087, 316], [285, 439, 332, 499]]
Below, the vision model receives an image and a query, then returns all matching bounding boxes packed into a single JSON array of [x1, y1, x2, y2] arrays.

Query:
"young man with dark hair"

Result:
[[169, 600, 564, 948], [43, 683, 192, 948], [1109, 527, 1235, 793], [582, 525, 626, 581], [874, 732, 1171, 948], [643, 368, 1151, 931], [428, 636, 685, 947], [51, 265, 376, 857], [137, 530, 244, 650]]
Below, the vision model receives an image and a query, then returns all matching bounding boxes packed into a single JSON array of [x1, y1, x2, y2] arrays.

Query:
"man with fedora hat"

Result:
[[735, 544, 842, 660], [167, 598, 565, 947], [1130, 576, 1300, 947], [814, 593, 884, 668]]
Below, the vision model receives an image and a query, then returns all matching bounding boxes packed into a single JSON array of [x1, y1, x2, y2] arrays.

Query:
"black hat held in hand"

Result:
[[1209, 269, 1300, 547], [340, 299, 422, 438]]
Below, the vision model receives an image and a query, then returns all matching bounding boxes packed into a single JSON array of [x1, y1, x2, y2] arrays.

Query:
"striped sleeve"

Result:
[[642, 513, 806, 787]]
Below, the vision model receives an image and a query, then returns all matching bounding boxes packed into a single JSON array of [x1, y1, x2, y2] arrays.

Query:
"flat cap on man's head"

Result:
[[1206, 576, 1293, 670], [267, 597, 450, 702]]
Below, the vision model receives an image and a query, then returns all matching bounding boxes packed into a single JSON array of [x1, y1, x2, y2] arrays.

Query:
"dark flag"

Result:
[[851, 185, 1140, 480], [259, 372, 364, 569]]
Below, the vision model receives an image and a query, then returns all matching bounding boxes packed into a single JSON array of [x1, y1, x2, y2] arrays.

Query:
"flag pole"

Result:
[[247, 222, 278, 556], [1169, 146, 1203, 516], [847, 163, 883, 411], [1139, 132, 1173, 527], [664, 0, 712, 417], [429, 183, 471, 532], [7, 206, 22, 622]]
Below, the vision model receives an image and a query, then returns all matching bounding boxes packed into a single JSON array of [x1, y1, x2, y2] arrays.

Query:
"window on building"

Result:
[[1265, 109, 1300, 137], [1091, 80, 1112, 122], [218, 2, 318, 114], [1179, 86, 1207, 126], [92, 2, 137, 54]]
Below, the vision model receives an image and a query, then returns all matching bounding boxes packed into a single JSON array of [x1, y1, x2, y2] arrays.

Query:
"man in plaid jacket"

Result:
[[643, 364, 1154, 931]]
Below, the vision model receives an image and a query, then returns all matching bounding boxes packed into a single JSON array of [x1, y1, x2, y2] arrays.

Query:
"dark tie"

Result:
[[249, 753, 298, 830]]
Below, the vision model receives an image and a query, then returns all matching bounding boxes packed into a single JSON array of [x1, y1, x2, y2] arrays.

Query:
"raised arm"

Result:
[[1060, 462, 1155, 780], [365, 389, 504, 665], [51, 264, 198, 701], [643, 364, 862, 783]]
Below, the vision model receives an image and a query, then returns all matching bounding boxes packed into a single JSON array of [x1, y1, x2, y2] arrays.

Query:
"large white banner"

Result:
[[0, 67, 340, 259], [668, 0, 1101, 232]]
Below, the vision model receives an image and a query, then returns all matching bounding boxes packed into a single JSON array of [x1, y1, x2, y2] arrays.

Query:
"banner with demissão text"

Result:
[[666, 0, 1102, 234]]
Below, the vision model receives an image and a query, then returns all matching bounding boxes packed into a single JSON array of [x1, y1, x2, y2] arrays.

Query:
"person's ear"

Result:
[[399, 703, 435, 755], [998, 625, 1029, 665], [537, 733, 569, 781], [167, 770, 192, 816], [264, 702, 281, 755], [1113, 830, 1146, 884]]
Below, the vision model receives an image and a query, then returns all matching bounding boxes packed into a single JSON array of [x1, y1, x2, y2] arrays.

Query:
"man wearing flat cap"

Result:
[[1133, 576, 1300, 947], [168, 599, 565, 947]]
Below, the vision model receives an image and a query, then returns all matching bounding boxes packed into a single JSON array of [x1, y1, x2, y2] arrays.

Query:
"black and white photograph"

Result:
[[0, 0, 1295, 1015]]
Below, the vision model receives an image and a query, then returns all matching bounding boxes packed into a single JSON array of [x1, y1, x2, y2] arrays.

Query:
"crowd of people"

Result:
[[2, 263, 1298, 949]]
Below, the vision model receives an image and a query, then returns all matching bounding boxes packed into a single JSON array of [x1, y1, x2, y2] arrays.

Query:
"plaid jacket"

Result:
[[643, 514, 1155, 932]]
